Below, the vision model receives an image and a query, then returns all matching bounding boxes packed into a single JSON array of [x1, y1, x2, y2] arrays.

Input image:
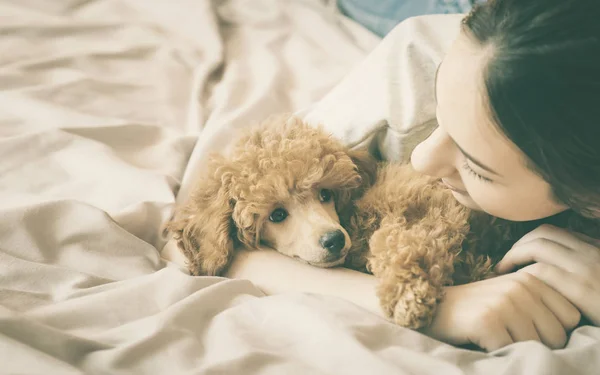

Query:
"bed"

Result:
[[1, 1, 599, 374]]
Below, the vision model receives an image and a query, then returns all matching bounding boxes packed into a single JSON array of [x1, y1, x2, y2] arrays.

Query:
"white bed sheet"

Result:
[[1, 1, 599, 374]]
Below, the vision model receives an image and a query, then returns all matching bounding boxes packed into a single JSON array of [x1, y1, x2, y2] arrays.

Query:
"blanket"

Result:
[[1, 1, 599, 374]]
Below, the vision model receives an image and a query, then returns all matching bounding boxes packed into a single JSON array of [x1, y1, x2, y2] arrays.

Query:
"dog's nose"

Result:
[[319, 230, 346, 255]]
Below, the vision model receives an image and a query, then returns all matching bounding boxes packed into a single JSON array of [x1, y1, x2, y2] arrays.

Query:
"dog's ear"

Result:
[[347, 148, 378, 190], [335, 148, 378, 223], [166, 158, 236, 276]]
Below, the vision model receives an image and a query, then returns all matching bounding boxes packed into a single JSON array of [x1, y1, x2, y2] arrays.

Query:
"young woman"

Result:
[[226, 0, 600, 351]]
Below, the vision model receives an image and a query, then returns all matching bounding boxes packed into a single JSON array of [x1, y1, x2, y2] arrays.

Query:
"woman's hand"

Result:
[[421, 271, 581, 351], [495, 224, 600, 326]]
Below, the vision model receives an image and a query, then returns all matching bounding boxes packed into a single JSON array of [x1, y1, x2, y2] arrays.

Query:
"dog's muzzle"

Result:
[[319, 230, 346, 257]]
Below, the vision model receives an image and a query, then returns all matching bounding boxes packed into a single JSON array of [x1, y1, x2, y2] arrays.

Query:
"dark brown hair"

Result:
[[463, 0, 600, 218]]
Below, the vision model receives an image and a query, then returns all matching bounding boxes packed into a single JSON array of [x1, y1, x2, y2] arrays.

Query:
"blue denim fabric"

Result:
[[338, 0, 483, 36]]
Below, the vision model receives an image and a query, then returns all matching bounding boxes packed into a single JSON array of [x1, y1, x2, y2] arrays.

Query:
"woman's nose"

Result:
[[410, 126, 456, 178]]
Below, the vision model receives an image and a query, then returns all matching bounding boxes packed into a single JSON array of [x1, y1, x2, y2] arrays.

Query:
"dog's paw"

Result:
[[391, 286, 439, 329]]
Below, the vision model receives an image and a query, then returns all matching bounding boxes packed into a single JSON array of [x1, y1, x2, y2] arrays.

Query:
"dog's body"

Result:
[[168, 117, 600, 329], [342, 163, 535, 327]]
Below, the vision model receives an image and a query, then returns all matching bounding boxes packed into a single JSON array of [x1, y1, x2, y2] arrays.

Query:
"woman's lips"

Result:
[[441, 179, 469, 195]]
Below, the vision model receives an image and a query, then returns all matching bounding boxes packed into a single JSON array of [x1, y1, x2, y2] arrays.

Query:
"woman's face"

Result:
[[411, 31, 567, 221]]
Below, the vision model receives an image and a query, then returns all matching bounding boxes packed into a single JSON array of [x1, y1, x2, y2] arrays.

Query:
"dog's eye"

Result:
[[269, 208, 288, 223], [319, 189, 333, 203]]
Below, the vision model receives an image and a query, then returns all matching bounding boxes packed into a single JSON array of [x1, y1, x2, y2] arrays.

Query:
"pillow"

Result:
[[298, 14, 463, 163], [337, 0, 475, 37]]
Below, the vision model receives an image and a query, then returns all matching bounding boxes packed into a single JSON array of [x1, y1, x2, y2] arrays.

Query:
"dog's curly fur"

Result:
[[167, 116, 600, 329]]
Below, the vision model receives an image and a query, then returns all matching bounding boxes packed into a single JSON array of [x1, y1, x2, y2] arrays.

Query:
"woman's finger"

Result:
[[473, 319, 514, 352], [496, 238, 581, 274], [521, 263, 598, 325], [513, 224, 587, 249], [567, 230, 600, 247], [512, 224, 599, 255], [512, 271, 582, 330], [501, 302, 542, 345], [498, 279, 565, 348]]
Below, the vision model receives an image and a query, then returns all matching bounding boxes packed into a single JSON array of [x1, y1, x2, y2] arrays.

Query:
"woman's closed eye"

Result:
[[462, 160, 493, 183]]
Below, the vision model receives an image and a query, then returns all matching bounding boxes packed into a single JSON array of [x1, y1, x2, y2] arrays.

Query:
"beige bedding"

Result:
[[1, 1, 599, 374]]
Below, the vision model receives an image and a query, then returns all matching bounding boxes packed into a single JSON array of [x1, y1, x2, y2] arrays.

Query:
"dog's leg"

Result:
[[368, 218, 468, 329]]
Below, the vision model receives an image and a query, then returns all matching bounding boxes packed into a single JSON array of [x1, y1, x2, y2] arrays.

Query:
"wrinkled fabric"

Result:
[[300, 14, 461, 163], [1, 0, 599, 374]]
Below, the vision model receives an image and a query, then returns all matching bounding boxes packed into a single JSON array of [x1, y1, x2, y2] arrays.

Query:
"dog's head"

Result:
[[167, 117, 377, 275]]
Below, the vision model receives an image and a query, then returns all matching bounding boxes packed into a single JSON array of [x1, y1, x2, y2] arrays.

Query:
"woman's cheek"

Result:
[[470, 189, 533, 221], [465, 184, 513, 219], [472, 184, 568, 221]]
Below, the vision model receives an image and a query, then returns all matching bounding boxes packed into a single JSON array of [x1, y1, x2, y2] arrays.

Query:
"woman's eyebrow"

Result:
[[454, 141, 502, 176]]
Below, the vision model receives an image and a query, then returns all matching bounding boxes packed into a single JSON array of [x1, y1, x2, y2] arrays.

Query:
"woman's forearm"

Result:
[[161, 240, 384, 317], [225, 248, 385, 317]]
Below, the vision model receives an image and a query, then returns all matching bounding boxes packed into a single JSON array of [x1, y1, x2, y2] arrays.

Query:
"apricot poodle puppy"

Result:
[[167, 116, 599, 329]]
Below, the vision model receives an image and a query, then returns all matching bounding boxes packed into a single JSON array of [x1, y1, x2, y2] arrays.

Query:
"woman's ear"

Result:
[[166, 159, 237, 276]]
